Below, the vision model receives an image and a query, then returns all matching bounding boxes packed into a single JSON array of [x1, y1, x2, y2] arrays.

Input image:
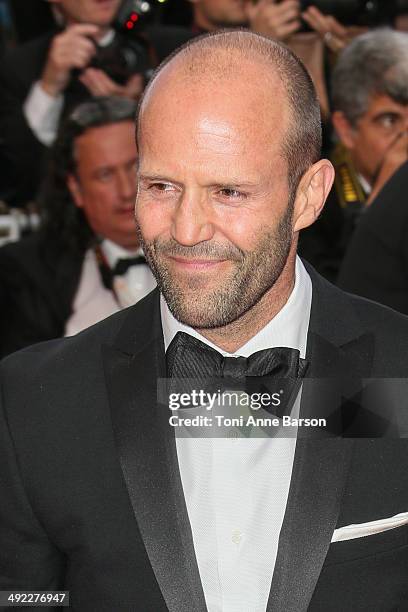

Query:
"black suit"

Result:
[[338, 161, 408, 316], [1, 266, 408, 611], [0, 232, 83, 358]]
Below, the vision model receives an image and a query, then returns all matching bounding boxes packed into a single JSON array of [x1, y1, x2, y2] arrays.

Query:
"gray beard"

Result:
[[137, 204, 293, 329]]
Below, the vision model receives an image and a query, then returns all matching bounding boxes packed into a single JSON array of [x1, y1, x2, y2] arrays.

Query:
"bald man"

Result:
[[2, 31, 408, 612]]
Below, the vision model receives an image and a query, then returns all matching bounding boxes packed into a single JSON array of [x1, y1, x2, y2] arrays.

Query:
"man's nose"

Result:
[[171, 192, 215, 246]]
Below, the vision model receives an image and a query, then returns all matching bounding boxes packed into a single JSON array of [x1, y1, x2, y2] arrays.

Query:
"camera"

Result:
[[88, 36, 151, 85], [300, 0, 408, 27]]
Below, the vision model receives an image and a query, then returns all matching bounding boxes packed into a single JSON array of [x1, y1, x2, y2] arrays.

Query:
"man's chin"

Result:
[[164, 301, 223, 330], [160, 284, 220, 328]]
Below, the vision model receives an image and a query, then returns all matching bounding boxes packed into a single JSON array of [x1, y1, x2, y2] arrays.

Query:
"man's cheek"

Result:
[[138, 209, 171, 242]]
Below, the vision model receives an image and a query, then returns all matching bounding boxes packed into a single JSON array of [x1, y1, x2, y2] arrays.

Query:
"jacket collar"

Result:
[[266, 263, 374, 612], [104, 266, 374, 612]]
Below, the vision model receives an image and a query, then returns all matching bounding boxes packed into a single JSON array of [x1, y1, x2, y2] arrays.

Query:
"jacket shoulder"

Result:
[[0, 287, 159, 378]]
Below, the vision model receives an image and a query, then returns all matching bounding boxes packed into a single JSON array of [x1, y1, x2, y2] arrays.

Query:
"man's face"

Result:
[[52, 0, 121, 27], [337, 94, 408, 184], [191, 0, 248, 28], [136, 66, 297, 329], [68, 121, 138, 250]]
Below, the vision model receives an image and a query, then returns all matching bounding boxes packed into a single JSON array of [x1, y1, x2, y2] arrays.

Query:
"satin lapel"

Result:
[[266, 438, 353, 612], [267, 266, 375, 612], [102, 291, 207, 612]]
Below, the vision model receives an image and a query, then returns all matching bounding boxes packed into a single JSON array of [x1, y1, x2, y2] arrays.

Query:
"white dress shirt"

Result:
[[101, 239, 156, 309], [64, 239, 155, 336], [23, 29, 115, 146], [161, 255, 312, 612]]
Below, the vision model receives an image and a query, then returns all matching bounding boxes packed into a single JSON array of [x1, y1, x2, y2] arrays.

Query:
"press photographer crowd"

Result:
[[0, 0, 407, 358]]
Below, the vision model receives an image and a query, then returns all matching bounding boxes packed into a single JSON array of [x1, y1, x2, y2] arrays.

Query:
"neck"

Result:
[[196, 247, 297, 353]]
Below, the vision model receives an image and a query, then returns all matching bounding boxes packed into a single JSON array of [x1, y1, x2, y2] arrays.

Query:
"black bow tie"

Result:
[[166, 332, 309, 421], [112, 255, 146, 276], [166, 331, 308, 380]]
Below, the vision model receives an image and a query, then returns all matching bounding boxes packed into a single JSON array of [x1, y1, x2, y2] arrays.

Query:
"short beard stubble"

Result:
[[137, 200, 294, 329]]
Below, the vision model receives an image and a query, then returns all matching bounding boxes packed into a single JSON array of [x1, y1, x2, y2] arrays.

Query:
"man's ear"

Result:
[[293, 159, 335, 233], [332, 111, 356, 150], [67, 174, 83, 208]]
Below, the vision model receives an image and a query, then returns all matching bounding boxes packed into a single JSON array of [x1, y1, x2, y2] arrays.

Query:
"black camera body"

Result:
[[89, 35, 150, 85], [301, 0, 408, 26]]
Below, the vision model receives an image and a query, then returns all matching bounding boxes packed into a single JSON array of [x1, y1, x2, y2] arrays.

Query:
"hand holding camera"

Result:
[[245, 0, 302, 41], [302, 5, 361, 53], [78, 69, 144, 100], [41, 24, 100, 97]]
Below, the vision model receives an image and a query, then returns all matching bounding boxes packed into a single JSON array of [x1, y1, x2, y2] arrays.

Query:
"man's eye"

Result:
[[150, 183, 174, 193], [96, 169, 113, 182], [378, 114, 399, 129], [218, 188, 246, 199]]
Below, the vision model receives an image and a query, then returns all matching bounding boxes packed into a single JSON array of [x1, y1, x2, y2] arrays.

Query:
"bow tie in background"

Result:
[[166, 331, 309, 419], [112, 255, 146, 276], [97, 252, 146, 290]]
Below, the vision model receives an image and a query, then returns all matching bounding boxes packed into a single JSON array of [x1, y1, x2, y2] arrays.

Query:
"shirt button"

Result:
[[231, 529, 243, 545]]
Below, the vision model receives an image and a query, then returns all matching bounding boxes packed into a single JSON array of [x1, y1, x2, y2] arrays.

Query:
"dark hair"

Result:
[[41, 96, 136, 256], [137, 30, 322, 197]]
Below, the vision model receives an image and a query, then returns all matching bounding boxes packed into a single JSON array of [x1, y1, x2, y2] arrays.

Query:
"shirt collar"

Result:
[[358, 173, 372, 195], [161, 255, 312, 359], [100, 238, 143, 268]]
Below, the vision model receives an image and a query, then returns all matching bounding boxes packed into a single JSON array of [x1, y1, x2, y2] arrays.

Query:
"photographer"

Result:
[[298, 29, 408, 281], [0, 0, 150, 205]]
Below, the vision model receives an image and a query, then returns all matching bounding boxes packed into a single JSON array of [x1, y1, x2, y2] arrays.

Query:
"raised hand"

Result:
[[246, 0, 302, 41], [41, 24, 100, 97], [79, 69, 144, 100]]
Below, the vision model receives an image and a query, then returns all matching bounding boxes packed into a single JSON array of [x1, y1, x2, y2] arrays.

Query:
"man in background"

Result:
[[0, 0, 150, 205], [299, 29, 408, 281], [0, 97, 155, 358]]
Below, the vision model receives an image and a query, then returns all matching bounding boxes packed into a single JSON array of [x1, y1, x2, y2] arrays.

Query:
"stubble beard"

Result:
[[137, 204, 294, 329]]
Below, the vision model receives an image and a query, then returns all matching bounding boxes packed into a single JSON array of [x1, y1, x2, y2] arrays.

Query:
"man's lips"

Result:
[[167, 255, 228, 271], [117, 207, 135, 215]]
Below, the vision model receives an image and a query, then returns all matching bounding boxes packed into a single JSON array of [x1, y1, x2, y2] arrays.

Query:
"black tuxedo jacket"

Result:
[[0, 233, 83, 358], [1, 267, 408, 611], [338, 161, 408, 316]]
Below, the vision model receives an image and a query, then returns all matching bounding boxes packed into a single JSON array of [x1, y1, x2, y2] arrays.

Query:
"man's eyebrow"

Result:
[[92, 165, 114, 176], [138, 173, 184, 188], [210, 181, 258, 189], [372, 110, 403, 120], [137, 174, 258, 188], [138, 173, 172, 180]]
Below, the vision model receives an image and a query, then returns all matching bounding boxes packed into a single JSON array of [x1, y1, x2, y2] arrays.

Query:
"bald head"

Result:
[[138, 30, 322, 192], [135, 30, 334, 343]]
